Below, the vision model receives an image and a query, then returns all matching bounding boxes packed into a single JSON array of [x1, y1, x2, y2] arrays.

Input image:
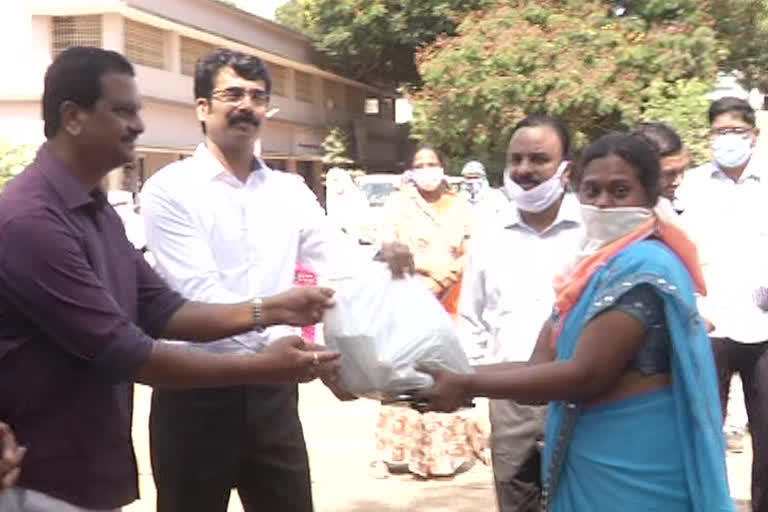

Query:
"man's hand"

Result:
[[263, 336, 341, 383], [378, 242, 415, 278], [320, 368, 358, 402], [262, 287, 335, 327], [0, 423, 25, 494]]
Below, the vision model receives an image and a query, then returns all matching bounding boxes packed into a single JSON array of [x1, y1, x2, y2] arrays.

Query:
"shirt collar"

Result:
[[710, 158, 762, 183], [37, 143, 97, 210], [505, 192, 582, 232], [193, 142, 267, 183]]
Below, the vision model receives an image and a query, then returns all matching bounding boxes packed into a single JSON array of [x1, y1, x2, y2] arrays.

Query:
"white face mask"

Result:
[[712, 133, 753, 169], [580, 204, 653, 254], [412, 166, 445, 192], [504, 161, 569, 213]]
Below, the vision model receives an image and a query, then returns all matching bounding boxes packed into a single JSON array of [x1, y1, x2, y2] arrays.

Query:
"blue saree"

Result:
[[542, 239, 733, 511]]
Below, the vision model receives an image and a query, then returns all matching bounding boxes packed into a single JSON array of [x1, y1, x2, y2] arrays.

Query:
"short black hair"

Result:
[[411, 143, 448, 169], [194, 48, 272, 100], [43, 47, 134, 138], [194, 48, 272, 134], [708, 96, 756, 127], [632, 122, 684, 158], [576, 132, 661, 205], [511, 115, 572, 158]]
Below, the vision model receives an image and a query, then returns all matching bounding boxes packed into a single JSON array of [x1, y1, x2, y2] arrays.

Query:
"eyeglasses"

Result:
[[711, 126, 753, 137], [211, 87, 270, 107]]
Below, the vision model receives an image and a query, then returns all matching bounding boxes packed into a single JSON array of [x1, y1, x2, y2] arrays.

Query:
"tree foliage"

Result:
[[0, 139, 35, 192], [275, 0, 493, 86], [410, 0, 721, 176], [708, 0, 768, 90], [321, 127, 355, 166]]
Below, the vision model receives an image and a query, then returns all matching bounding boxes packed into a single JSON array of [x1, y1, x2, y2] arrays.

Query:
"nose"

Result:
[[131, 114, 145, 136], [593, 191, 614, 208]]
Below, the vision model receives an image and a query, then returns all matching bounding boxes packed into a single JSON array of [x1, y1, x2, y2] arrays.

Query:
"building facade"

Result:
[[0, 0, 404, 200]]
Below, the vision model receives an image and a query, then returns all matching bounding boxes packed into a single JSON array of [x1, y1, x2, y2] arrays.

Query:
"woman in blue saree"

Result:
[[420, 133, 732, 511]]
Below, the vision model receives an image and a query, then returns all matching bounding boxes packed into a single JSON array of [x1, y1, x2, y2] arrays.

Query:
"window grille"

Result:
[[124, 19, 166, 69], [268, 63, 287, 97], [180, 37, 217, 76], [51, 15, 102, 58], [295, 71, 314, 103]]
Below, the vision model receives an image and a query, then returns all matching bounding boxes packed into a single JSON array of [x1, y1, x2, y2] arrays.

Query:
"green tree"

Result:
[[0, 139, 35, 192], [321, 126, 354, 167], [275, 0, 493, 86], [708, 0, 768, 90], [410, 0, 721, 177], [275, 0, 309, 35]]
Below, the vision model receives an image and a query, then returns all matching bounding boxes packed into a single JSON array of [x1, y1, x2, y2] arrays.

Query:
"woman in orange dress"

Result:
[[372, 144, 487, 478]]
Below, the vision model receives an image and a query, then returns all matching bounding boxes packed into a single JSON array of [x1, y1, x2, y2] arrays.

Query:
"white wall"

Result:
[[0, 102, 45, 146]]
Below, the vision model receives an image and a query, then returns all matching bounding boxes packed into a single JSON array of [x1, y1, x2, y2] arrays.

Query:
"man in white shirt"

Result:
[[459, 115, 584, 512], [680, 96, 768, 511], [460, 160, 507, 232], [141, 48, 410, 512]]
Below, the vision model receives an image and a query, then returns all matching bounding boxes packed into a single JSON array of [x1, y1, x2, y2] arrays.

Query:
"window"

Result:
[[51, 15, 102, 58], [180, 37, 217, 76], [124, 19, 166, 69], [295, 71, 314, 103], [324, 80, 345, 111], [268, 63, 288, 97], [365, 98, 380, 115]]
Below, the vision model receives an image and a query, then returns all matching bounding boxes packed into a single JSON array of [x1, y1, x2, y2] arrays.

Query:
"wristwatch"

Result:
[[251, 297, 265, 332]]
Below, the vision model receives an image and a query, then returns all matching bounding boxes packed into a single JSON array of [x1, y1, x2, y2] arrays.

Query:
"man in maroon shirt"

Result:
[[0, 47, 378, 512]]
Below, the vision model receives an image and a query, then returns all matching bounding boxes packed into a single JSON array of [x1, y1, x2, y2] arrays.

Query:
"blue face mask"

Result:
[[712, 133, 753, 168]]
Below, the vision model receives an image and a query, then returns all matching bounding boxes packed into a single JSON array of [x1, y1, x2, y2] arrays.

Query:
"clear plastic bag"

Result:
[[323, 262, 473, 399]]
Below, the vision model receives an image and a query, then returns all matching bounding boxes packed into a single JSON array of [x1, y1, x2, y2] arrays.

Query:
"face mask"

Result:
[[712, 133, 753, 168], [504, 161, 569, 213], [580, 204, 653, 253], [412, 166, 445, 192]]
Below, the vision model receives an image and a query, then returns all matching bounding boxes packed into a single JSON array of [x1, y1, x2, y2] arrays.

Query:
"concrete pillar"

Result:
[[167, 32, 181, 73], [102, 13, 124, 53]]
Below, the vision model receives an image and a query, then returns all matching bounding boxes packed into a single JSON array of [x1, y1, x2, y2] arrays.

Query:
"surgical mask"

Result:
[[412, 166, 445, 192], [503, 161, 569, 212], [580, 204, 653, 254], [712, 133, 753, 169]]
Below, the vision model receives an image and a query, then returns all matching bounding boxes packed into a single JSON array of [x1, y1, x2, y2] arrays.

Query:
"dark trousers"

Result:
[[711, 338, 768, 512], [489, 400, 545, 512], [494, 447, 542, 512], [149, 384, 312, 512]]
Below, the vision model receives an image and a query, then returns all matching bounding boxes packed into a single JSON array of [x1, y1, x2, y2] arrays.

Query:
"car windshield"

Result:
[[361, 182, 396, 207]]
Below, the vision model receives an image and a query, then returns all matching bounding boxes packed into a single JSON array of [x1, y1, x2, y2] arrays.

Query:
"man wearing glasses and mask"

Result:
[[681, 96, 768, 512], [141, 49, 412, 512]]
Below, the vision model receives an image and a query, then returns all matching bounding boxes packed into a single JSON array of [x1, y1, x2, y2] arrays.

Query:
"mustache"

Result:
[[228, 113, 261, 128]]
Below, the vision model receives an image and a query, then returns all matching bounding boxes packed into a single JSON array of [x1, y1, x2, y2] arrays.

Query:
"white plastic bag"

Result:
[[323, 262, 473, 399]]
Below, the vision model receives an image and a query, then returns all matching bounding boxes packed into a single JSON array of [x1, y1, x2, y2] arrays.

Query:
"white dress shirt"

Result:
[[458, 193, 585, 363], [680, 159, 768, 343], [141, 143, 363, 353]]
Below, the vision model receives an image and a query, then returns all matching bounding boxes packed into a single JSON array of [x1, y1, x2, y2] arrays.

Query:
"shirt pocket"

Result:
[[207, 207, 249, 271]]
